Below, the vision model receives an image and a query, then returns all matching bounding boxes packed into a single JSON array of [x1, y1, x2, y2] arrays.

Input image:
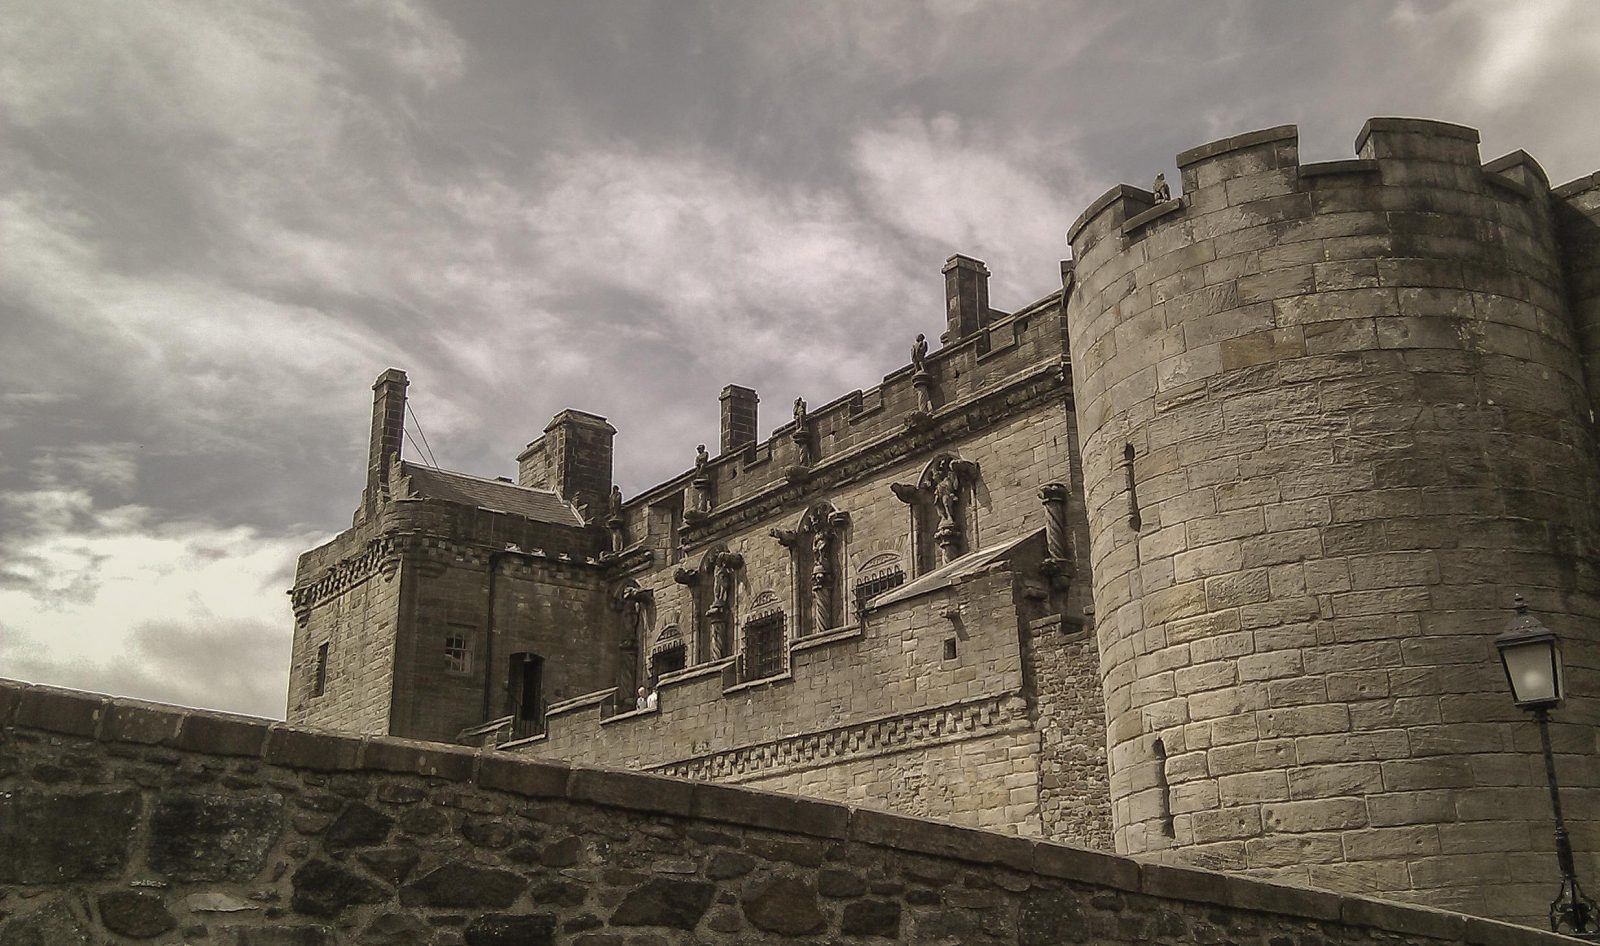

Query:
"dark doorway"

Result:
[[507, 652, 545, 737]]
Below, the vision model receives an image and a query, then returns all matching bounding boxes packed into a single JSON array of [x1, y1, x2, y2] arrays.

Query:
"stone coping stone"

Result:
[[1067, 183, 1153, 245], [0, 677, 1580, 946], [1176, 123, 1298, 168], [1553, 169, 1600, 200], [1120, 197, 1185, 235], [1300, 158, 1381, 178], [1483, 149, 1550, 189], [1355, 116, 1480, 154]]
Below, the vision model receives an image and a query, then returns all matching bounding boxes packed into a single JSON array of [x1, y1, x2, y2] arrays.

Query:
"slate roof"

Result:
[[399, 461, 584, 526]]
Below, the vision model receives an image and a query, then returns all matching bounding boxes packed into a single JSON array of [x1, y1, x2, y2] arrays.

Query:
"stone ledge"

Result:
[[1176, 124, 1298, 168], [1120, 198, 1185, 236], [0, 677, 1580, 946], [1553, 169, 1600, 200], [1483, 150, 1550, 190], [1300, 158, 1380, 179], [1066, 184, 1153, 244]]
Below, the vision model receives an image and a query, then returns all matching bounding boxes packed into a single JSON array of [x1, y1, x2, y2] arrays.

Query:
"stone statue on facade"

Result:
[[708, 549, 744, 614], [790, 397, 814, 469], [606, 484, 626, 552], [929, 456, 979, 563], [1152, 172, 1171, 202], [810, 528, 833, 636], [908, 333, 936, 424], [685, 444, 712, 522]]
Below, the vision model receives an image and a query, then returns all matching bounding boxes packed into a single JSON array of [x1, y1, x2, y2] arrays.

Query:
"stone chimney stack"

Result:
[[719, 384, 759, 455], [942, 254, 991, 343], [517, 409, 616, 509], [361, 368, 408, 520]]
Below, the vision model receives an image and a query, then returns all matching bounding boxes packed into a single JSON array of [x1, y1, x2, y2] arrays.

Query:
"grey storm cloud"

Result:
[[2, 0, 1596, 715]]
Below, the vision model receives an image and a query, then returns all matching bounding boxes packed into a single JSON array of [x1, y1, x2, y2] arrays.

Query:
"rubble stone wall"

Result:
[[0, 679, 1565, 946]]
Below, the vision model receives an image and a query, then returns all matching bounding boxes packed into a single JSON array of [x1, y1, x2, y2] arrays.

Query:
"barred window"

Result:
[[444, 633, 471, 674], [854, 566, 906, 612], [743, 612, 785, 681], [651, 644, 686, 678]]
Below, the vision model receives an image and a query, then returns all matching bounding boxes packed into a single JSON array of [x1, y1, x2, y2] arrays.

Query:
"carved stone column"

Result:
[[1039, 482, 1074, 588]]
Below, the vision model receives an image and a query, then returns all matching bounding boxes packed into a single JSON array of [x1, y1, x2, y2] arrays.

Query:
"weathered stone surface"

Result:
[[356, 847, 420, 885], [841, 898, 902, 938], [463, 913, 558, 946], [609, 878, 715, 929], [0, 789, 138, 882], [359, 912, 430, 946], [96, 891, 176, 939], [706, 851, 755, 880], [323, 801, 393, 850], [400, 862, 527, 909], [817, 867, 868, 898], [289, 858, 389, 917], [0, 899, 91, 946], [1019, 889, 1088, 945], [741, 876, 825, 936], [229, 926, 336, 946], [539, 834, 583, 867], [147, 792, 283, 881]]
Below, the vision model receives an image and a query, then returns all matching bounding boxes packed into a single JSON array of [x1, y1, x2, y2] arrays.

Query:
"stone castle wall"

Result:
[[0, 678, 1568, 946], [504, 302, 1114, 847], [1066, 118, 1600, 926]]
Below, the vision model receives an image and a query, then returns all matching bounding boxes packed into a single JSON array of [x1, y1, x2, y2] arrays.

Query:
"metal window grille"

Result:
[[444, 634, 470, 673], [743, 612, 785, 681], [651, 643, 686, 677], [854, 567, 906, 613]]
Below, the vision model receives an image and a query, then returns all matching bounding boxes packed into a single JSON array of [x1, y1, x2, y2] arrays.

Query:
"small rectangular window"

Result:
[[313, 642, 329, 697], [943, 638, 958, 661], [444, 633, 471, 674], [854, 567, 906, 613], [743, 612, 786, 681]]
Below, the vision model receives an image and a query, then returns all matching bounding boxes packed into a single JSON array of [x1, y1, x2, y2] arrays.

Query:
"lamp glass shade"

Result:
[[1497, 635, 1561, 707]]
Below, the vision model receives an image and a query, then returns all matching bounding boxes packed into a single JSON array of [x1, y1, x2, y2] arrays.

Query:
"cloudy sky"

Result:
[[2, 0, 1597, 718]]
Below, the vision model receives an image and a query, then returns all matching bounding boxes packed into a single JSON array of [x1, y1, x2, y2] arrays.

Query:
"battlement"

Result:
[[613, 284, 1067, 546]]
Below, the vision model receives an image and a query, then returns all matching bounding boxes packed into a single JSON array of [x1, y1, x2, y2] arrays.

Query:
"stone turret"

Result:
[[517, 409, 616, 511], [1065, 118, 1600, 928]]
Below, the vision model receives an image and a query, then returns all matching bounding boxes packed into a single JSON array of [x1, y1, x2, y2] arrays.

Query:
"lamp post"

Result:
[[1495, 595, 1598, 940]]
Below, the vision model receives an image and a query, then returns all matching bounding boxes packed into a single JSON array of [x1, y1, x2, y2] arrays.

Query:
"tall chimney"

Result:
[[517, 409, 615, 509], [362, 368, 408, 520], [719, 384, 759, 455], [942, 254, 991, 343]]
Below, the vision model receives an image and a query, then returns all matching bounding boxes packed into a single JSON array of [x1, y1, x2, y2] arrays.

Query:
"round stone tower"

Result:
[[1064, 118, 1600, 927]]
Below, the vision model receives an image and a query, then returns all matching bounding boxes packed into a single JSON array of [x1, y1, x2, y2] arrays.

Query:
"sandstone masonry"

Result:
[[284, 117, 1600, 934]]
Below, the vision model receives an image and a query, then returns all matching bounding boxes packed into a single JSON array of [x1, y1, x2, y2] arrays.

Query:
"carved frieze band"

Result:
[[678, 359, 1068, 548], [290, 532, 600, 620], [646, 691, 1029, 783]]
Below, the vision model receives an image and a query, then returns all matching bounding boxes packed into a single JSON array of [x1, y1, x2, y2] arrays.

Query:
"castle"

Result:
[[287, 118, 1600, 933]]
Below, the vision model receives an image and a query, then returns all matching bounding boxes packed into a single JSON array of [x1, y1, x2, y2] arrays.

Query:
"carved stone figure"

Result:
[[1152, 172, 1171, 202], [693, 444, 709, 479], [606, 485, 626, 551], [810, 529, 832, 635], [911, 333, 928, 372], [708, 549, 743, 613], [790, 397, 814, 467], [931, 458, 961, 530]]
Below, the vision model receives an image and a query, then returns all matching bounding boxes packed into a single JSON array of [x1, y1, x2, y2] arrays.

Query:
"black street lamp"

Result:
[[1495, 595, 1598, 940]]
